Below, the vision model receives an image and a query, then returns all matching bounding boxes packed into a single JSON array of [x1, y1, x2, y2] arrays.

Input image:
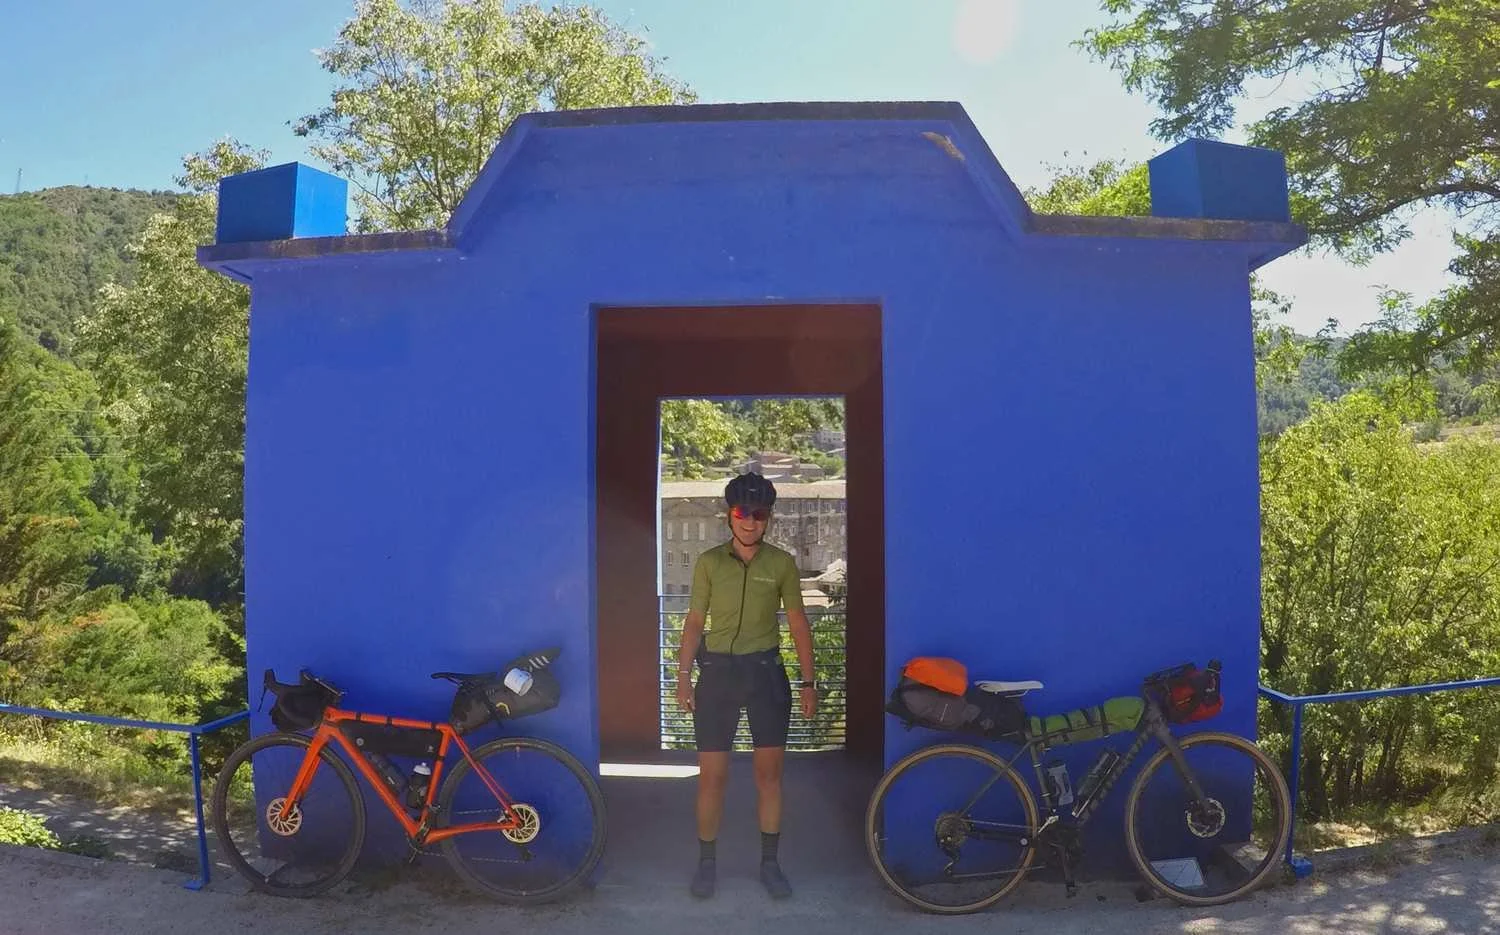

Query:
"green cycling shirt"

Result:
[[689, 540, 804, 655]]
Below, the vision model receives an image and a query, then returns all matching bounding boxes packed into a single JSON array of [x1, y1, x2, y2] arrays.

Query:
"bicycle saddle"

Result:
[[974, 679, 1044, 695]]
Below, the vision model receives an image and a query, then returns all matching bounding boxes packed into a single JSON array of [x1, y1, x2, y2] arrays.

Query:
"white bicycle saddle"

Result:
[[974, 679, 1044, 695]]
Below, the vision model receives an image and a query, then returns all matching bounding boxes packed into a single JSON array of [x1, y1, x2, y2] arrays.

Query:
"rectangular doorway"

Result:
[[594, 304, 884, 764], [656, 396, 849, 752]]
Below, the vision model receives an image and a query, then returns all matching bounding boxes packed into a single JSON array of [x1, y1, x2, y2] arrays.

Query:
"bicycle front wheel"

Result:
[[210, 732, 366, 897], [864, 743, 1039, 914], [436, 736, 607, 905], [1124, 730, 1291, 906]]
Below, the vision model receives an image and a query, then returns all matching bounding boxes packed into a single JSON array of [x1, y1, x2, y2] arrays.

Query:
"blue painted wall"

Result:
[[211, 104, 1299, 866]]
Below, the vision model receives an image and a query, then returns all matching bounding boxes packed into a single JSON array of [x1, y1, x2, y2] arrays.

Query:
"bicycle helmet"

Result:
[[725, 471, 777, 509]]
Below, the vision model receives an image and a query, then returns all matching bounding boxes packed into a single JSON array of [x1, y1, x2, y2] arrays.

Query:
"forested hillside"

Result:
[[0, 187, 178, 355]]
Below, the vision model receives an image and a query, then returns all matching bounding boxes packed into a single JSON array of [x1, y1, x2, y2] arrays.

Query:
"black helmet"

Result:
[[725, 471, 777, 509]]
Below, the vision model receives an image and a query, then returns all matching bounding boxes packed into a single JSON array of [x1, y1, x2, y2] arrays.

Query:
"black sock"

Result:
[[699, 838, 716, 863], [761, 831, 779, 863]]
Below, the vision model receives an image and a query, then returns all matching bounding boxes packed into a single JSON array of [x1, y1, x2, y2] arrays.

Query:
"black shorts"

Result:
[[693, 649, 791, 752]]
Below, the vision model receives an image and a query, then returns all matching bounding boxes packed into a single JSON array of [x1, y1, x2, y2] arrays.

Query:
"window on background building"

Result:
[[698, 520, 705, 540], [667, 522, 674, 540]]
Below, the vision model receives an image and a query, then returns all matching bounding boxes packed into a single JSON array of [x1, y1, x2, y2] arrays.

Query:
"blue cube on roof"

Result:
[[214, 162, 348, 244], [1149, 139, 1292, 224]]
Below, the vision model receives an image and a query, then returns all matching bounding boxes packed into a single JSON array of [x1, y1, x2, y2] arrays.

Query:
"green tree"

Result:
[[0, 187, 178, 354], [76, 141, 266, 607], [1259, 388, 1500, 817], [1025, 157, 1149, 216], [1082, 0, 1500, 376], [0, 322, 90, 642], [739, 399, 844, 455], [660, 400, 739, 479], [0, 318, 166, 686], [294, 0, 696, 232]]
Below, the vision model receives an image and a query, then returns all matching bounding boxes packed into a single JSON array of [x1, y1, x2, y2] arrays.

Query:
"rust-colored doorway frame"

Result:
[[594, 304, 885, 762]]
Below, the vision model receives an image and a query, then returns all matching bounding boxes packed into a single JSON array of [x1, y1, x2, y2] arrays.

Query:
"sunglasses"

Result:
[[730, 505, 770, 522]]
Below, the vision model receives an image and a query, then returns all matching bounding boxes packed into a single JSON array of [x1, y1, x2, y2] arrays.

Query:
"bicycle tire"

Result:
[[210, 732, 366, 898], [436, 736, 607, 905], [864, 742, 1039, 915], [1123, 730, 1292, 907]]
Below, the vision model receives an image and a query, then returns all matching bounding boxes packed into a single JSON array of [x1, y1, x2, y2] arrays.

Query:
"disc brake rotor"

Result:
[[502, 803, 541, 844], [1186, 798, 1226, 838], [266, 797, 302, 836]]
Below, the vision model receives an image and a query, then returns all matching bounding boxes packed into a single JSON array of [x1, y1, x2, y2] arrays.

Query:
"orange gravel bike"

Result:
[[209, 647, 606, 905]]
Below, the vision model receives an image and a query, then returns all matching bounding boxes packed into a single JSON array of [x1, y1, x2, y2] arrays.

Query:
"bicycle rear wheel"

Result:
[[864, 743, 1039, 914], [1124, 731, 1291, 906], [436, 736, 607, 905], [210, 733, 365, 897]]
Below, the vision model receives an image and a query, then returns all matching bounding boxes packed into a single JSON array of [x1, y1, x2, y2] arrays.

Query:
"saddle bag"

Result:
[[450, 668, 563, 735], [886, 671, 1027, 743]]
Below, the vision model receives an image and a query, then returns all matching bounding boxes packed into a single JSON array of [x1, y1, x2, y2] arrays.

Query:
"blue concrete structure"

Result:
[[199, 102, 1305, 866]]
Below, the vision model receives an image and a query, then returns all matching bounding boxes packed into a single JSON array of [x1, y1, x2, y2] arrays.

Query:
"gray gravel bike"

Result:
[[865, 660, 1292, 914]]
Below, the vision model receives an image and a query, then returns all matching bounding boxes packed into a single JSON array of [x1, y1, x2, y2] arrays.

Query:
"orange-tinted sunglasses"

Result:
[[730, 505, 770, 522]]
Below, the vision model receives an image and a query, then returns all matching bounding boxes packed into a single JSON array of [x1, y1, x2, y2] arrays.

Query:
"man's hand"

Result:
[[798, 684, 817, 719], [676, 672, 695, 712]]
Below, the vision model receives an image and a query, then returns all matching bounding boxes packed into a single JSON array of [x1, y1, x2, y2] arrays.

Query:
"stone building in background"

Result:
[[659, 479, 847, 600]]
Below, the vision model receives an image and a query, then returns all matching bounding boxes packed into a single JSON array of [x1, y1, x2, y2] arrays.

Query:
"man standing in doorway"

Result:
[[675, 471, 818, 899]]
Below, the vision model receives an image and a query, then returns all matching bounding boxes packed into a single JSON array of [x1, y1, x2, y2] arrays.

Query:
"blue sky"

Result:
[[0, 0, 1459, 336]]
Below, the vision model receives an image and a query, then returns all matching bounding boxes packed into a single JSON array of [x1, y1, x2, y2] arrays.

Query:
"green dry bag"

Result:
[[1028, 695, 1144, 745]]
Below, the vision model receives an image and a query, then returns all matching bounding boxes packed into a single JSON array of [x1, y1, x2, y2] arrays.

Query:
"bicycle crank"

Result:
[[501, 803, 541, 844]]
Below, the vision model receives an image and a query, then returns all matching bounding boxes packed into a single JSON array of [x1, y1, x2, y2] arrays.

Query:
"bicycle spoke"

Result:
[[1125, 732, 1291, 906], [210, 734, 364, 898], [865, 744, 1038, 914], [437, 737, 606, 904]]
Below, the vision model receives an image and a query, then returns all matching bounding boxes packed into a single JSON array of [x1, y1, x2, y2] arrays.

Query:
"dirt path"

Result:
[[4, 836, 1500, 935]]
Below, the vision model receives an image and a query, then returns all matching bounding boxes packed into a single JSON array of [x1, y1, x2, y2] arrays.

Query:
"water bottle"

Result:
[[1045, 760, 1074, 807], [405, 762, 432, 809], [366, 751, 406, 796]]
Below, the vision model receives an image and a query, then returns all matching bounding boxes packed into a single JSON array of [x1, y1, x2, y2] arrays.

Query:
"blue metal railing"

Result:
[[0, 701, 250, 890], [1259, 675, 1500, 879]]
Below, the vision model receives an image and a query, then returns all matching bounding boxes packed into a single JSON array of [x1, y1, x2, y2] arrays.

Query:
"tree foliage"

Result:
[[1025, 157, 1150, 216], [295, 0, 696, 232], [1259, 389, 1500, 816], [76, 141, 266, 606], [1082, 0, 1500, 375], [658, 399, 846, 480], [0, 187, 177, 353], [660, 401, 739, 480]]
